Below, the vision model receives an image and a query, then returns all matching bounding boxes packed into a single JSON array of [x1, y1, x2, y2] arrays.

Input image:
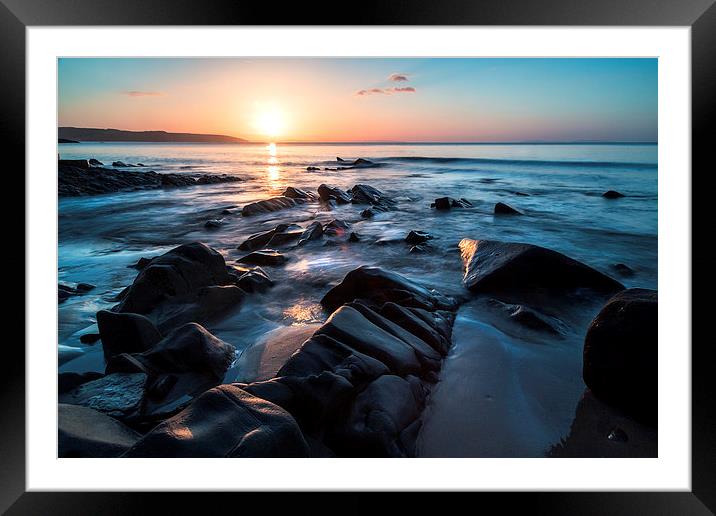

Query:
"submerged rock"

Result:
[[317, 184, 352, 204], [204, 219, 223, 229], [297, 221, 323, 245], [458, 239, 624, 295], [282, 186, 316, 200], [238, 223, 302, 251], [58, 163, 241, 197], [583, 288, 657, 425], [122, 384, 309, 457], [321, 266, 456, 314], [236, 267, 273, 293], [602, 190, 625, 199], [88, 158, 103, 166], [241, 196, 298, 216], [405, 230, 433, 245], [494, 202, 522, 215], [431, 197, 471, 210], [59, 404, 142, 458], [237, 249, 287, 266], [486, 298, 562, 335], [348, 232, 361, 243]]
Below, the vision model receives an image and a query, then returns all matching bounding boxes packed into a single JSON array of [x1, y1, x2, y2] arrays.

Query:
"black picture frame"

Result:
[[4, 0, 713, 512]]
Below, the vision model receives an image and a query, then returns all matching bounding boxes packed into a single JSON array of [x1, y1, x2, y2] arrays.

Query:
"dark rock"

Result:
[[59, 404, 142, 458], [348, 232, 361, 243], [204, 219, 223, 229], [80, 333, 101, 344], [129, 257, 153, 270], [237, 249, 287, 266], [241, 196, 298, 216], [602, 190, 625, 199], [583, 288, 657, 424], [112, 161, 128, 167], [612, 263, 635, 277], [282, 186, 316, 200], [236, 267, 273, 293], [58, 138, 79, 143], [59, 159, 89, 169], [88, 158, 103, 166], [76, 282, 95, 292], [350, 184, 387, 205], [58, 371, 104, 394], [96, 310, 163, 359], [238, 223, 301, 251], [321, 266, 456, 313], [278, 333, 389, 385], [59, 372, 148, 418], [323, 219, 350, 236], [317, 184, 351, 204], [379, 302, 450, 356], [106, 322, 236, 417], [332, 375, 421, 457], [297, 221, 323, 245], [122, 384, 309, 457], [116, 242, 231, 315], [487, 299, 562, 335], [194, 174, 242, 185], [458, 238, 624, 295], [306, 166, 320, 171], [432, 197, 471, 210], [405, 230, 433, 245], [347, 302, 441, 371], [494, 202, 522, 215], [315, 306, 423, 376], [58, 164, 241, 197]]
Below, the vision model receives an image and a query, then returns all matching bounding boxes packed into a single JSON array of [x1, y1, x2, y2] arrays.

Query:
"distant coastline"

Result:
[[58, 127, 247, 144]]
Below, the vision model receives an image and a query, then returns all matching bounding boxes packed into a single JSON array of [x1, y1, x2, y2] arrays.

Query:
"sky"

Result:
[[58, 58, 657, 143]]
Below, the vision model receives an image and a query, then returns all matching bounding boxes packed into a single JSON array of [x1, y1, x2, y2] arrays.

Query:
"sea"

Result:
[[57, 142, 658, 456]]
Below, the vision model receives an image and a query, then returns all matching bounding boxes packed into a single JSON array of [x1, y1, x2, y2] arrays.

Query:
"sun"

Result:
[[255, 108, 285, 139]]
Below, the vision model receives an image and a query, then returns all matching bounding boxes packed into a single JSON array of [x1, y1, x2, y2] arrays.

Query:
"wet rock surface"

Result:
[[241, 196, 301, 216], [494, 202, 522, 215], [122, 384, 309, 457], [59, 404, 142, 458], [583, 288, 657, 425], [59, 162, 241, 197], [459, 238, 624, 296], [602, 190, 625, 199], [239, 266, 458, 457], [114, 242, 243, 332], [237, 249, 287, 266]]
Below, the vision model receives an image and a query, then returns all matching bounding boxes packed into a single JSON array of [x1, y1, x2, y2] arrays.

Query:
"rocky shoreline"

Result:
[[58, 159, 242, 197], [58, 177, 658, 458]]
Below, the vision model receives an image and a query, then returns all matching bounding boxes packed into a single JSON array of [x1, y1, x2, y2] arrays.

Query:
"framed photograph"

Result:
[[5, 0, 713, 512]]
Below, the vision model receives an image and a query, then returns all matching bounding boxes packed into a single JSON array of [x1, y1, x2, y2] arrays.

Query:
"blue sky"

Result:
[[58, 58, 658, 142]]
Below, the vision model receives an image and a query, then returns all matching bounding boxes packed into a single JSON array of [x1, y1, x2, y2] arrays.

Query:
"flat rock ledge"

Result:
[[59, 162, 241, 197]]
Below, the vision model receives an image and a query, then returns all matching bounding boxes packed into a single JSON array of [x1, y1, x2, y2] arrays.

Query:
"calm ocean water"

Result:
[[57, 142, 657, 455]]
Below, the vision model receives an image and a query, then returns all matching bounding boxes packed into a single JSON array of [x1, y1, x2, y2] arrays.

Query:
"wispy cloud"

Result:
[[123, 90, 163, 97], [388, 73, 409, 82], [355, 86, 416, 96]]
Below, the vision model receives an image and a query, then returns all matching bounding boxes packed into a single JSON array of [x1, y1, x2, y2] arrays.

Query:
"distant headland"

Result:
[[58, 127, 247, 143]]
